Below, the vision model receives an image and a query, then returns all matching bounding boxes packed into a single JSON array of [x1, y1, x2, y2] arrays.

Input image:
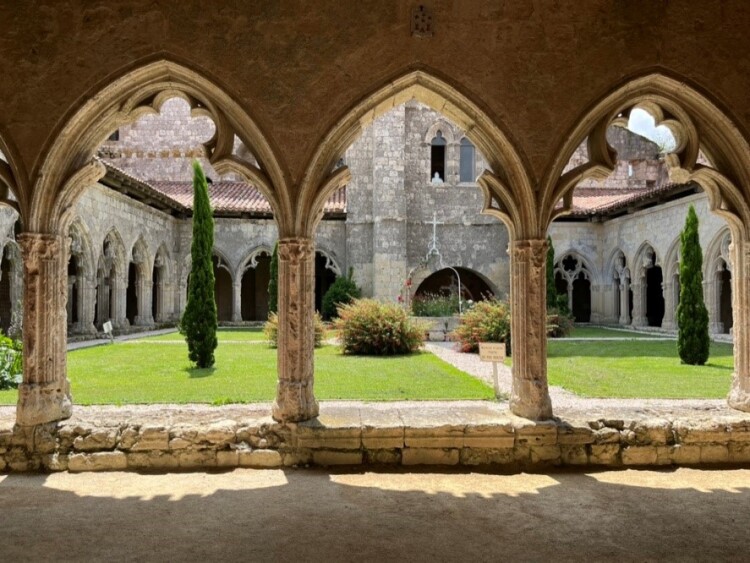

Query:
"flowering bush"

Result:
[[0, 332, 23, 390], [452, 299, 510, 353], [334, 298, 427, 355], [264, 312, 325, 348]]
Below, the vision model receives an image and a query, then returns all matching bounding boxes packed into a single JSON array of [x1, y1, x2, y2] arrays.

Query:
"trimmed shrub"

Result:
[[264, 312, 325, 349], [412, 292, 459, 317], [547, 311, 574, 338], [0, 332, 22, 390], [179, 161, 218, 368], [268, 242, 279, 315], [334, 299, 426, 355], [677, 205, 710, 365], [452, 299, 510, 353], [321, 267, 361, 319]]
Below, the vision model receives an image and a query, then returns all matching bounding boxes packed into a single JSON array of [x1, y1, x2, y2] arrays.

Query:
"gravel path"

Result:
[[424, 341, 727, 414]]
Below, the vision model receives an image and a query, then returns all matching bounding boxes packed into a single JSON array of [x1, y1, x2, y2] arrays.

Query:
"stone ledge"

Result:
[[2, 405, 750, 472]]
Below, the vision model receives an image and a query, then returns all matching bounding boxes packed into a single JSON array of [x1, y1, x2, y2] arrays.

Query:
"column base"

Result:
[[272, 380, 319, 422], [16, 380, 73, 426], [510, 381, 553, 421], [728, 374, 750, 412]]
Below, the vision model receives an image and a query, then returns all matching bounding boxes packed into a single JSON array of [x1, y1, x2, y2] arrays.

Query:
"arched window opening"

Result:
[[430, 131, 446, 182], [459, 137, 475, 182], [241, 251, 271, 321], [572, 272, 592, 322], [415, 267, 495, 303], [719, 261, 733, 334], [554, 253, 592, 322], [0, 249, 13, 333], [645, 265, 665, 327], [213, 255, 233, 323], [68, 255, 80, 326]]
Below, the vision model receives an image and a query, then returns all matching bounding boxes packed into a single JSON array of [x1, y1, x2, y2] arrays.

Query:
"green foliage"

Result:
[[0, 332, 22, 390], [547, 311, 574, 338], [452, 299, 510, 353], [677, 205, 710, 365], [264, 311, 325, 348], [179, 161, 218, 368], [268, 242, 279, 315], [411, 292, 459, 317], [334, 299, 426, 355], [546, 235, 557, 310], [321, 267, 361, 319]]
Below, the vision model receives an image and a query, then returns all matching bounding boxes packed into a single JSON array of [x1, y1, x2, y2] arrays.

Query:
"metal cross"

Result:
[[427, 212, 444, 257]]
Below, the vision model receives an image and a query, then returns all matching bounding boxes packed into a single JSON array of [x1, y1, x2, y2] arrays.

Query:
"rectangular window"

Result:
[[459, 138, 475, 182]]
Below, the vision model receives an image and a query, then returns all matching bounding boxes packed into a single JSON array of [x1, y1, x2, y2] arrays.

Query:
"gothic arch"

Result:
[[632, 241, 660, 278], [67, 220, 96, 278], [423, 120, 458, 145], [30, 59, 289, 235], [314, 247, 342, 277], [237, 244, 274, 280], [540, 73, 750, 240], [130, 236, 152, 280], [296, 69, 534, 239], [704, 227, 732, 278], [553, 250, 599, 285], [606, 248, 629, 280], [101, 229, 127, 279], [0, 132, 27, 220], [212, 247, 234, 278]]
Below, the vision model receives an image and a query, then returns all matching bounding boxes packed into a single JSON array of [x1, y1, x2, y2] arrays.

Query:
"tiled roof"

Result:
[[564, 182, 695, 217], [149, 181, 346, 215], [99, 158, 346, 216]]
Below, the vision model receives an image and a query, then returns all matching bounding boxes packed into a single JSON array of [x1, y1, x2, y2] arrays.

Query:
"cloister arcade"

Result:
[[0, 0, 748, 433]]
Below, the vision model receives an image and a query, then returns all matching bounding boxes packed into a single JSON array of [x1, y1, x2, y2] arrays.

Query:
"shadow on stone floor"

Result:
[[1, 467, 749, 562]]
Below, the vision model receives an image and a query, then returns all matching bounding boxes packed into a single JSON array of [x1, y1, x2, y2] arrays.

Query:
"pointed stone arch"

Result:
[[704, 227, 733, 335], [662, 236, 682, 330], [212, 248, 234, 323], [66, 220, 97, 334], [606, 248, 632, 325], [127, 236, 153, 326], [631, 241, 664, 328], [97, 229, 128, 328], [553, 250, 595, 323], [31, 58, 289, 235], [238, 244, 274, 322], [423, 120, 459, 145], [0, 132, 28, 222], [0, 240, 23, 336]]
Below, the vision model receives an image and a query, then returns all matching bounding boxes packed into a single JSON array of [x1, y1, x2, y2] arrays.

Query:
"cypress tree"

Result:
[[546, 235, 557, 310], [677, 205, 710, 365], [268, 242, 279, 315], [180, 161, 218, 368]]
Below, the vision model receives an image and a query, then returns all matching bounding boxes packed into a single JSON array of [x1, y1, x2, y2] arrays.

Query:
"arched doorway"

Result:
[[572, 272, 592, 322], [213, 255, 233, 322], [67, 255, 80, 327], [314, 252, 338, 313], [126, 262, 138, 325], [0, 247, 13, 333], [415, 267, 495, 302], [241, 251, 271, 321], [554, 253, 592, 321], [719, 262, 733, 333], [646, 265, 665, 327]]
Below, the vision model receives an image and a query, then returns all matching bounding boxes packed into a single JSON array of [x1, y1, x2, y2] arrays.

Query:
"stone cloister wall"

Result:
[[549, 192, 731, 331], [344, 102, 510, 301]]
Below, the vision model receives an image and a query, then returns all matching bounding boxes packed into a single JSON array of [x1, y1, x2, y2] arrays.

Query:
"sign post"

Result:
[[478, 342, 506, 399], [103, 320, 114, 344]]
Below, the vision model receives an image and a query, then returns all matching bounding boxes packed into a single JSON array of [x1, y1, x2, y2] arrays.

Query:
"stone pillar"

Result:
[[662, 279, 676, 331], [619, 277, 631, 325], [272, 237, 318, 422], [80, 274, 97, 334], [135, 274, 154, 326], [232, 280, 242, 322], [631, 280, 647, 326], [509, 239, 552, 420], [729, 238, 750, 411], [566, 281, 573, 312], [16, 233, 72, 426], [113, 275, 128, 327], [66, 276, 75, 325]]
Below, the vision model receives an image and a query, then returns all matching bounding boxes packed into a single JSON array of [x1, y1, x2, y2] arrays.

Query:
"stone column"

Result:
[[566, 281, 573, 312], [16, 233, 72, 426], [631, 280, 647, 326], [729, 238, 750, 411], [80, 274, 97, 334], [113, 275, 128, 327], [509, 239, 553, 420], [135, 274, 154, 326], [662, 279, 676, 331], [232, 280, 242, 322], [619, 277, 631, 325], [272, 237, 318, 422], [66, 276, 75, 325]]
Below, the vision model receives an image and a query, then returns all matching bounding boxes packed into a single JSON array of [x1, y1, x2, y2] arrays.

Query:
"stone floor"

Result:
[[1, 467, 749, 562]]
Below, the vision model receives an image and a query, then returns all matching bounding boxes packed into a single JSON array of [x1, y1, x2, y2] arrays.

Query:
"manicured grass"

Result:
[[563, 326, 666, 339], [546, 339, 733, 398], [139, 329, 266, 342], [0, 334, 493, 405]]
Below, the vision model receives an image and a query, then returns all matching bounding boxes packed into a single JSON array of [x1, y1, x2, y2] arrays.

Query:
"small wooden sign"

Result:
[[479, 342, 505, 363]]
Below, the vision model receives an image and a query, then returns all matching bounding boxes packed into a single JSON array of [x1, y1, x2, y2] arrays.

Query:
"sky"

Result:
[[627, 108, 676, 152]]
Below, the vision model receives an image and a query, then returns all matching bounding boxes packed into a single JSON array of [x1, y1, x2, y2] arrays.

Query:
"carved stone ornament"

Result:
[[411, 5, 433, 38]]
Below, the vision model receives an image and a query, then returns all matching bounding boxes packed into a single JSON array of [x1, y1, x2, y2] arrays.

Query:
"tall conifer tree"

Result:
[[677, 205, 710, 365], [180, 161, 218, 368], [268, 242, 279, 315]]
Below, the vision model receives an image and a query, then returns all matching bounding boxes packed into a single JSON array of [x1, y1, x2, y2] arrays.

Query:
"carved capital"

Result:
[[278, 237, 315, 265]]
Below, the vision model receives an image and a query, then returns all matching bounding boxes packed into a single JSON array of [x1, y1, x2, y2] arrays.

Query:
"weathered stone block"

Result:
[[69, 451, 127, 472], [404, 427, 463, 449], [700, 444, 730, 464], [593, 428, 621, 444], [73, 428, 118, 452], [239, 449, 283, 468], [514, 420, 557, 446], [362, 428, 403, 449], [280, 449, 312, 467], [530, 445, 561, 463], [364, 449, 401, 464], [312, 450, 363, 466], [632, 419, 673, 445], [168, 437, 192, 450], [557, 425, 595, 445], [33, 424, 59, 454], [463, 425, 515, 448], [560, 445, 588, 465], [119, 427, 139, 449], [126, 451, 179, 470], [728, 442, 750, 463], [622, 446, 658, 465], [674, 421, 730, 444], [216, 450, 239, 467], [130, 426, 169, 451], [668, 445, 701, 465], [177, 449, 217, 468], [402, 448, 459, 466], [200, 420, 238, 445], [589, 444, 620, 465], [42, 453, 68, 471], [297, 424, 361, 450], [459, 447, 515, 466]]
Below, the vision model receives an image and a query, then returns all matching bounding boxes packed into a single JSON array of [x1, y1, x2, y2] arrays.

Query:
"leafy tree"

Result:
[[677, 205, 710, 365], [322, 267, 361, 319], [180, 161, 218, 368], [268, 242, 279, 315]]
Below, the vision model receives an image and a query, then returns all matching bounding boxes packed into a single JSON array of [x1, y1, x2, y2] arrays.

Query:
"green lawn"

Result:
[[136, 329, 266, 342], [0, 334, 493, 405], [546, 339, 733, 398], [563, 326, 667, 339]]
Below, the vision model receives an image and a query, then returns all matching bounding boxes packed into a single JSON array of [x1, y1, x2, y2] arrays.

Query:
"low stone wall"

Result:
[[2, 407, 750, 472]]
